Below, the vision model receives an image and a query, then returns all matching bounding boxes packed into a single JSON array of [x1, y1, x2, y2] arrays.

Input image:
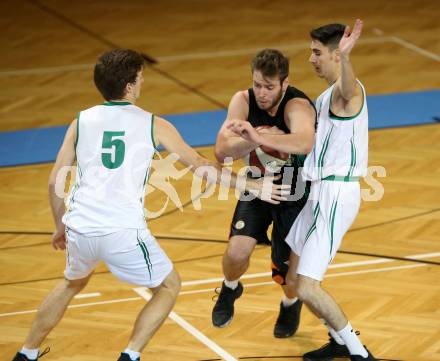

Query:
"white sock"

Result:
[[20, 347, 39, 360], [123, 349, 140, 360], [337, 322, 368, 357], [224, 279, 239, 290], [321, 318, 345, 345], [282, 296, 298, 307]]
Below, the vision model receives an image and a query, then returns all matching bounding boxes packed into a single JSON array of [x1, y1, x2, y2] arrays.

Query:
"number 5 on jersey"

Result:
[[102, 131, 125, 169]]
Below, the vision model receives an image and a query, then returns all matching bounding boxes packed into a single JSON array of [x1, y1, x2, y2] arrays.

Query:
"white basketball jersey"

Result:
[[63, 102, 156, 235], [302, 80, 368, 181]]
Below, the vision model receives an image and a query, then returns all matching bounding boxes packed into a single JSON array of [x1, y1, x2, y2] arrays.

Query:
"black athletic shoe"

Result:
[[117, 353, 140, 361], [212, 281, 243, 327], [12, 347, 50, 361], [303, 334, 350, 360], [12, 354, 34, 361], [350, 348, 377, 361], [273, 300, 303, 338]]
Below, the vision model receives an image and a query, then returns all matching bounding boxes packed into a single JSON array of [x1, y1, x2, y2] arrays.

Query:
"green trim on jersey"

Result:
[[323, 175, 359, 182], [143, 157, 153, 187], [75, 112, 80, 149], [70, 112, 82, 209], [137, 231, 152, 279], [102, 101, 132, 106], [151, 113, 157, 150], [328, 83, 365, 121], [304, 202, 321, 244], [65, 228, 71, 268], [329, 196, 339, 257], [318, 124, 334, 179], [348, 125, 357, 177]]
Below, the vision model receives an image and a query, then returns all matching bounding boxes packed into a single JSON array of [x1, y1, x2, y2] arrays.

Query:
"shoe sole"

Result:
[[303, 356, 349, 361], [213, 315, 233, 328], [273, 331, 296, 338]]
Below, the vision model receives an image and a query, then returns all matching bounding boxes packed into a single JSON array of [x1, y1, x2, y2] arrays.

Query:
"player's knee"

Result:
[[296, 276, 319, 302], [161, 268, 181, 297], [227, 236, 255, 260], [284, 272, 297, 289], [226, 241, 253, 264], [64, 275, 90, 294]]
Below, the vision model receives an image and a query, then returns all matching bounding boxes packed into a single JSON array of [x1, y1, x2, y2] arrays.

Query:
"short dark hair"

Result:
[[94, 49, 145, 101], [310, 23, 346, 49], [251, 49, 289, 83]]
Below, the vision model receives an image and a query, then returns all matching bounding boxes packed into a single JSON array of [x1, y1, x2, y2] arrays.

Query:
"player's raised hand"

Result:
[[339, 19, 363, 57]]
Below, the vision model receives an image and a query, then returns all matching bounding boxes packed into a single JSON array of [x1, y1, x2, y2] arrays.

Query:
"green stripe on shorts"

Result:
[[137, 231, 152, 279]]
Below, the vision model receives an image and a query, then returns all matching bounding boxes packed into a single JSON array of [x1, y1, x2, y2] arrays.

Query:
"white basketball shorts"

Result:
[[64, 227, 173, 288], [285, 179, 360, 281]]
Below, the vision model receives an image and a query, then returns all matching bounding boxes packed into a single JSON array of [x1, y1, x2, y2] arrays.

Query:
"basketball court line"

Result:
[[1, 252, 437, 318], [390, 36, 440, 62], [179, 263, 426, 296], [134, 287, 238, 361], [179, 251, 440, 287], [373, 27, 440, 62], [74, 292, 101, 299], [2, 35, 438, 77]]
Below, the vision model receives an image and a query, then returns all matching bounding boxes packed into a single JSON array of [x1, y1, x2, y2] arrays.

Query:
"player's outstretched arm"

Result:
[[154, 116, 290, 204], [227, 98, 315, 155], [48, 120, 77, 250], [215, 91, 259, 162], [335, 19, 364, 102]]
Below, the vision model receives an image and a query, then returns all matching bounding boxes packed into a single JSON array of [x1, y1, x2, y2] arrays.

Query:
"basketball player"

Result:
[[11, 49, 288, 361], [212, 49, 316, 338], [230, 20, 376, 360]]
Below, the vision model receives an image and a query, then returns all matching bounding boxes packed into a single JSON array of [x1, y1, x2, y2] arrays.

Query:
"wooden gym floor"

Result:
[[0, 1, 439, 360]]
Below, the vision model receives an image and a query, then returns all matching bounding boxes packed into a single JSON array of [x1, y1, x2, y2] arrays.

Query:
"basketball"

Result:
[[243, 125, 290, 174]]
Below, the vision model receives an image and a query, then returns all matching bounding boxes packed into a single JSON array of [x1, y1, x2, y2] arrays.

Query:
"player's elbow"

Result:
[[214, 145, 232, 164], [302, 140, 314, 154], [48, 181, 57, 198], [297, 134, 315, 154], [48, 176, 57, 190], [214, 148, 226, 163]]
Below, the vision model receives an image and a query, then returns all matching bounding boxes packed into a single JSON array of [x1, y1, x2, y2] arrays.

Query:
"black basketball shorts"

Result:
[[229, 194, 306, 284]]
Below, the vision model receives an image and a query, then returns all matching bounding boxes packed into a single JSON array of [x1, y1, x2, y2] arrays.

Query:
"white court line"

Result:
[[157, 37, 388, 62], [390, 36, 440, 62], [0, 64, 93, 76], [374, 27, 440, 62], [409, 252, 440, 259], [0, 296, 141, 318], [74, 292, 101, 299], [134, 287, 237, 361], [179, 263, 427, 296], [1, 255, 436, 318], [181, 251, 440, 287], [0, 36, 390, 77], [1, 34, 437, 77], [181, 272, 269, 286]]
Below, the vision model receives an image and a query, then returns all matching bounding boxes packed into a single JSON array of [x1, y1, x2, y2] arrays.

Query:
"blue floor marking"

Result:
[[0, 89, 438, 167]]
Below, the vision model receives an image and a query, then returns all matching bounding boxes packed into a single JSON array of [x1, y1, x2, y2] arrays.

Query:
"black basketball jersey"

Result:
[[247, 85, 315, 131], [247, 85, 316, 206]]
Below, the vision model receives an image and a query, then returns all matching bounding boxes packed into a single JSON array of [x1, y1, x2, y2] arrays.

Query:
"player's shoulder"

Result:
[[231, 90, 249, 104], [285, 96, 315, 111]]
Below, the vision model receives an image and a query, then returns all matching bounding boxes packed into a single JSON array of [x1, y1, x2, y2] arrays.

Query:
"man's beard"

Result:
[[259, 88, 284, 111]]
